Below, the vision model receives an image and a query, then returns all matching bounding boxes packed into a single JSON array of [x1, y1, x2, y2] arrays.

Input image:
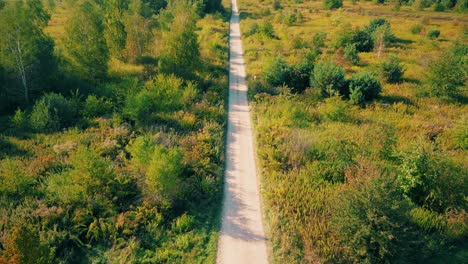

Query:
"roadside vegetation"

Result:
[[0, 0, 229, 263], [239, 0, 467, 263]]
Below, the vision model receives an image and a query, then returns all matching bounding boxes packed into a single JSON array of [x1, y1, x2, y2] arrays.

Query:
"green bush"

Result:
[[82, 95, 113, 117], [350, 30, 374, 52], [433, 2, 446, 11], [146, 146, 184, 205], [11, 108, 29, 131], [348, 72, 382, 105], [344, 44, 359, 65], [123, 90, 154, 124], [259, 21, 275, 38], [45, 93, 78, 126], [171, 214, 195, 234], [426, 43, 466, 98], [427, 29, 441, 39], [46, 146, 119, 206], [245, 22, 259, 36], [333, 173, 418, 263], [311, 60, 347, 97], [312, 32, 327, 50], [332, 23, 353, 50], [123, 74, 187, 124], [263, 57, 312, 93], [455, 0, 468, 12], [273, 0, 282, 10], [30, 99, 60, 132], [323, 0, 343, 9], [333, 25, 374, 52], [379, 56, 405, 83], [365, 18, 390, 33], [126, 136, 155, 171], [399, 148, 467, 213], [318, 95, 350, 122], [289, 60, 313, 93], [410, 23, 423, 34], [283, 12, 297, 26], [263, 57, 292, 88]]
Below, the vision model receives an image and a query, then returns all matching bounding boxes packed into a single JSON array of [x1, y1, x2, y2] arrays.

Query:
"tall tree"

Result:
[[158, 1, 201, 80], [103, 0, 129, 58], [123, 0, 150, 63], [0, 0, 56, 106], [64, 1, 109, 83]]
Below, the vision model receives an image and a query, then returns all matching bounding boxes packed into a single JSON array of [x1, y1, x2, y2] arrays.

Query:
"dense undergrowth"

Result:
[[0, 0, 229, 263], [239, 0, 467, 263]]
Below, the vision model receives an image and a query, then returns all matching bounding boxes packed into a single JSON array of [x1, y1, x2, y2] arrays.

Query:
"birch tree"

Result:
[[64, 1, 109, 83], [0, 0, 55, 106]]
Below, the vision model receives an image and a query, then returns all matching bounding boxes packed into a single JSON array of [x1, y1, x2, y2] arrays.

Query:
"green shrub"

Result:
[[11, 108, 29, 131], [263, 57, 292, 88], [245, 22, 259, 36], [44, 93, 78, 126], [126, 136, 155, 171], [410, 23, 423, 34], [399, 148, 467, 213], [455, 0, 468, 12], [332, 23, 353, 50], [414, 0, 433, 9], [374, 0, 385, 3], [333, 173, 418, 263], [29, 99, 60, 132], [426, 43, 466, 98], [282, 12, 297, 26], [365, 18, 390, 33], [333, 24, 375, 52], [289, 60, 313, 93], [292, 37, 308, 50], [82, 95, 113, 117], [171, 214, 195, 234], [379, 56, 405, 83], [323, 0, 343, 9], [350, 30, 374, 52], [344, 44, 359, 65], [123, 90, 154, 124], [47, 146, 118, 206], [123, 74, 187, 124], [311, 60, 347, 97], [259, 21, 275, 38], [146, 146, 184, 205], [273, 0, 282, 10], [348, 72, 382, 104], [312, 32, 327, 51], [318, 95, 350, 122], [433, 2, 446, 11], [263, 57, 312, 93], [451, 118, 468, 150], [427, 29, 440, 39]]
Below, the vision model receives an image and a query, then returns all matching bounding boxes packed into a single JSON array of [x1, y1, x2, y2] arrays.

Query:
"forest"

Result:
[[0, 0, 228, 263], [240, 0, 467, 263]]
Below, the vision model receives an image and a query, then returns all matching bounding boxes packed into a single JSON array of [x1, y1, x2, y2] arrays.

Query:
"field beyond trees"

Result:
[[0, 0, 229, 263], [239, 0, 467, 263]]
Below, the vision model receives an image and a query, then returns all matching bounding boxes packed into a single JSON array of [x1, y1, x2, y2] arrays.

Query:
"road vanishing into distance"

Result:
[[216, 0, 269, 263]]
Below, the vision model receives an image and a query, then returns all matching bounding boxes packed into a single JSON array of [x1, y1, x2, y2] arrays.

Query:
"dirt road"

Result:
[[216, 0, 268, 263]]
